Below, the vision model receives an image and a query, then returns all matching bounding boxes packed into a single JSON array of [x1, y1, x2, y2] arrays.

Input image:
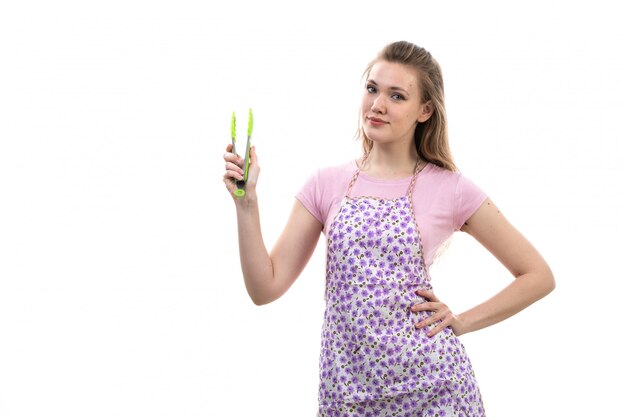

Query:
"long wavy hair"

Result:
[[358, 41, 457, 172]]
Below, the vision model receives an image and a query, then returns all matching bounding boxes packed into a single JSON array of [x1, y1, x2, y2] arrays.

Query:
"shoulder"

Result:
[[297, 159, 356, 201], [297, 160, 356, 228], [419, 162, 465, 192], [430, 164, 487, 229], [417, 163, 487, 227], [316, 160, 356, 182], [302, 160, 356, 192], [421, 163, 483, 191]]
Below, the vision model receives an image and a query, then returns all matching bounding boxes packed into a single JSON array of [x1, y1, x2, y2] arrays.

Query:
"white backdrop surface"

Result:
[[1, 1, 624, 416]]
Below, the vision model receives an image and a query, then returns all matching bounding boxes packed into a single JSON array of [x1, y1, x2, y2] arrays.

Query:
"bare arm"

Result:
[[413, 198, 555, 336], [224, 145, 323, 305]]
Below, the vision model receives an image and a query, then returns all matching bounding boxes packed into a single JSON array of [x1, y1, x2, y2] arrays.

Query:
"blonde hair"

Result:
[[358, 41, 457, 172]]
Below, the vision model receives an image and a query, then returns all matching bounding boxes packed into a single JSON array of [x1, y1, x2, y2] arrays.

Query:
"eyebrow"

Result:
[[367, 79, 410, 96]]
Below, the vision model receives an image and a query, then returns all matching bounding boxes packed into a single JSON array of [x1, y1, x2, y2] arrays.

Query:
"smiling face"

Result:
[[361, 60, 433, 149]]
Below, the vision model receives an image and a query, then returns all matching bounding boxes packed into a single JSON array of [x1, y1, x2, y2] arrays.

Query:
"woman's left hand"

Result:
[[411, 289, 467, 337]]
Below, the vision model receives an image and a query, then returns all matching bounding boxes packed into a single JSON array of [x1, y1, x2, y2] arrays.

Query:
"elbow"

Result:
[[244, 279, 275, 306], [546, 270, 556, 294], [538, 266, 556, 298], [249, 291, 275, 306], [252, 298, 270, 307], [249, 279, 286, 306], [518, 265, 555, 300], [250, 294, 270, 306]]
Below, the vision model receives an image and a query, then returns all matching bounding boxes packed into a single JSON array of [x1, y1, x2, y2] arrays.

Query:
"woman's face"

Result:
[[361, 61, 432, 148]]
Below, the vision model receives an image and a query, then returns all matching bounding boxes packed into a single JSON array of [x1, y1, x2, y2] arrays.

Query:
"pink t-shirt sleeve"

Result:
[[296, 162, 353, 233], [453, 175, 488, 230], [296, 170, 324, 225]]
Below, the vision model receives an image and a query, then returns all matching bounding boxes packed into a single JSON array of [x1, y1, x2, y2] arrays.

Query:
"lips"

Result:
[[368, 117, 388, 125]]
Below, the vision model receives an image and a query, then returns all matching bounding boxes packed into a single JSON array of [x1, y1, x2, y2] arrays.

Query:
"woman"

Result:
[[223, 41, 554, 417]]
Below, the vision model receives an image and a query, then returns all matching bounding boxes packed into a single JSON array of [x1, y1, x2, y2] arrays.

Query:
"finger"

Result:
[[414, 309, 446, 329], [410, 301, 438, 313], [225, 142, 240, 157], [223, 170, 244, 181], [248, 146, 259, 170], [223, 177, 236, 193], [223, 152, 243, 168], [426, 317, 452, 337], [246, 146, 260, 184], [225, 161, 244, 175], [416, 289, 439, 302]]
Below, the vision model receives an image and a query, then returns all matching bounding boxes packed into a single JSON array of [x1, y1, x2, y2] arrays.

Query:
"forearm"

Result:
[[457, 269, 555, 336], [235, 192, 276, 305]]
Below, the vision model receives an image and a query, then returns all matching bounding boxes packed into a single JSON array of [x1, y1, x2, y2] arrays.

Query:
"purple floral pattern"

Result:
[[318, 171, 485, 417]]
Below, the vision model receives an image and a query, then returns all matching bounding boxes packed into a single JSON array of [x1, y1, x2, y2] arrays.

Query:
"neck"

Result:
[[361, 143, 420, 180]]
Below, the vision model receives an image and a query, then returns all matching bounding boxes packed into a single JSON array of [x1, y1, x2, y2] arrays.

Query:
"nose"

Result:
[[371, 95, 386, 114]]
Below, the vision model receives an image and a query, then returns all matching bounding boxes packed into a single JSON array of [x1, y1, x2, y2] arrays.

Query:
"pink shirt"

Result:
[[296, 160, 488, 267]]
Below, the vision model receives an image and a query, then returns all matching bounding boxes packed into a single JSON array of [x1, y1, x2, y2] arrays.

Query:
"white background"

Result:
[[1, 1, 624, 416]]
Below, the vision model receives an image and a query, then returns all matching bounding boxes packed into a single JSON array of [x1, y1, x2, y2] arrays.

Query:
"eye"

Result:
[[391, 93, 405, 101], [366, 84, 377, 94]]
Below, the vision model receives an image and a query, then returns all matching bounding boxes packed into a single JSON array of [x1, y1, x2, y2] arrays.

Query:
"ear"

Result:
[[416, 100, 434, 123]]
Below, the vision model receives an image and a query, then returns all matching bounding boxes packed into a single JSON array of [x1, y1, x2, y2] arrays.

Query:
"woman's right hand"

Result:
[[223, 143, 260, 202]]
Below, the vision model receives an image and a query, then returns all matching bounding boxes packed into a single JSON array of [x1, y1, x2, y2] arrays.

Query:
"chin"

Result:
[[363, 131, 388, 144]]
